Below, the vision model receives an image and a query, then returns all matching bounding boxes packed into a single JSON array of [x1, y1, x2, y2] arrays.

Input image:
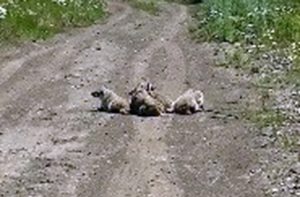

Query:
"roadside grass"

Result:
[[242, 85, 287, 129], [245, 107, 299, 151], [243, 108, 286, 129], [129, 0, 207, 17], [128, 0, 159, 15], [190, 0, 300, 78], [284, 57, 300, 87], [167, 0, 202, 4], [0, 0, 105, 44], [278, 133, 299, 151], [215, 44, 252, 70], [191, 0, 300, 47], [190, 0, 300, 153], [253, 68, 300, 89]]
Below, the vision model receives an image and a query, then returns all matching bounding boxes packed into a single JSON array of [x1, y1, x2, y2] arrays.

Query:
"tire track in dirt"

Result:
[[104, 4, 187, 197]]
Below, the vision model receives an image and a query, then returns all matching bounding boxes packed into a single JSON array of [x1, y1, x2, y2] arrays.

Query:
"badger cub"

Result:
[[169, 89, 204, 115], [130, 88, 164, 116], [129, 80, 172, 113], [91, 86, 130, 114], [129, 80, 155, 96], [129, 80, 169, 116]]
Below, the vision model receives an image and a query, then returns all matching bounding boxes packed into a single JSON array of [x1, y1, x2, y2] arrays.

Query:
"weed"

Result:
[[215, 44, 251, 70], [278, 133, 299, 151], [252, 57, 300, 88], [284, 57, 300, 87], [128, 0, 159, 15], [243, 108, 286, 129], [167, 0, 203, 4]]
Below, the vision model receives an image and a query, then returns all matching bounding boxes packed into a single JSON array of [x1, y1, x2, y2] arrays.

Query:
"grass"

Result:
[[193, 0, 300, 82], [215, 44, 251, 70], [243, 107, 299, 151], [0, 0, 105, 44], [167, 0, 202, 4], [243, 108, 286, 129], [191, 0, 300, 77], [278, 133, 299, 151], [285, 57, 300, 87], [128, 0, 159, 15], [252, 57, 300, 89], [192, 0, 300, 47], [196, 0, 300, 155]]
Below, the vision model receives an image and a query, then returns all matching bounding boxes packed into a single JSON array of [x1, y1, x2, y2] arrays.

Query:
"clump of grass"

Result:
[[244, 108, 286, 129], [0, 0, 105, 44], [167, 0, 202, 4], [128, 0, 159, 15], [253, 73, 283, 89], [215, 43, 251, 70], [278, 133, 299, 151], [252, 56, 300, 88], [284, 57, 300, 87]]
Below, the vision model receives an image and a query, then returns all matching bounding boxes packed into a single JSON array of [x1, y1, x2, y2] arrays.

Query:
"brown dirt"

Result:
[[0, 1, 265, 197]]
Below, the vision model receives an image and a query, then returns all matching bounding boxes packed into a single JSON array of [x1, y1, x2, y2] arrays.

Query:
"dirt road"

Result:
[[0, 1, 265, 196]]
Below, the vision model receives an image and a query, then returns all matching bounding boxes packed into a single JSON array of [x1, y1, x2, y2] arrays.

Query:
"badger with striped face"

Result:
[[168, 89, 204, 115], [129, 79, 171, 116], [91, 86, 130, 114]]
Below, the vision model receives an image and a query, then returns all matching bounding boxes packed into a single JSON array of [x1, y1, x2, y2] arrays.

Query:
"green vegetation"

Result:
[[191, 0, 300, 85], [244, 108, 286, 129], [169, 0, 203, 4], [128, 0, 159, 15], [0, 0, 105, 44], [254, 66, 300, 89], [215, 44, 251, 70], [192, 0, 300, 82], [191, 1, 300, 140], [285, 58, 300, 87], [192, 0, 300, 47], [278, 133, 299, 151]]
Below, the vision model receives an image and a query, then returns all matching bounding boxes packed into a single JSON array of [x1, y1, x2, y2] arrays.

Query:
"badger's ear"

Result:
[[150, 84, 156, 91], [146, 82, 156, 91], [100, 90, 105, 95]]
